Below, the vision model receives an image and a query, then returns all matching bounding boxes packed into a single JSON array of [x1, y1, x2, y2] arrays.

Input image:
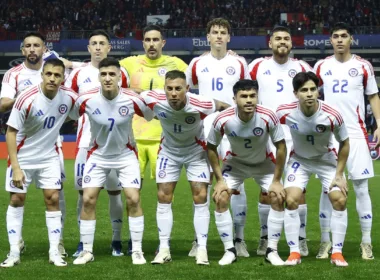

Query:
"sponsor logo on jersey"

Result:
[[119, 106, 129, 116], [92, 108, 101, 115], [228, 131, 237, 137], [83, 175, 91, 183], [59, 104, 68, 114], [290, 123, 298, 130], [324, 70, 332, 76], [201, 67, 209, 73], [158, 67, 167, 76], [316, 124, 326, 133], [348, 68, 359, 77], [263, 70, 271, 75], [287, 174, 296, 182], [226, 66, 236, 75], [288, 69, 297, 78], [83, 77, 92, 83], [158, 112, 167, 118], [158, 170, 166, 178], [35, 109, 44, 117], [22, 79, 33, 87], [185, 116, 196, 124], [253, 127, 264, 136]]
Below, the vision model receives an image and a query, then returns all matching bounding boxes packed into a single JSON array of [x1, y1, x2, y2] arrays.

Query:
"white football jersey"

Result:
[[7, 85, 77, 168], [70, 88, 153, 157], [276, 100, 348, 160], [140, 90, 216, 156], [314, 55, 378, 139], [208, 105, 284, 164], [64, 63, 130, 148], [249, 56, 313, 112], [186, 53, 250, 105]]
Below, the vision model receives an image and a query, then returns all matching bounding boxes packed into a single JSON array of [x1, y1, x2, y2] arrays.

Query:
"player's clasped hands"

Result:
[[12, 168, 25, 189], [268, 181, 286, 201], [330, 176, 348, 197]]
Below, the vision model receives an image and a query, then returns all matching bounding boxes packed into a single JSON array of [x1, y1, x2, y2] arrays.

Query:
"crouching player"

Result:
[[276, 72, 350, 266], [209, 79, 287, 266], [69, 58, 154, 265]]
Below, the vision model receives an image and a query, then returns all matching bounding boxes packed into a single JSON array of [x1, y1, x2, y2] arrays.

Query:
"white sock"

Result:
[[319, 191, 332, 242], [231, 183, 247, 240], [156, 203, 173, 249], [284, 209, 300, 253], [215, 210, 234, 250], [7, 206, 23, 255], [267, 208, 284, 250], [80, 220, 96, 253], [258, 202, 270, 238], [353, 179, 372, 244], [46, 211, 62, 254], [59, 189, 66, 240], [129, 216, 144, 252], [194, 202, 210, 249], [331, 209, 347, 254], [298, 204, 307, 239], [108, 193, 123, 241]]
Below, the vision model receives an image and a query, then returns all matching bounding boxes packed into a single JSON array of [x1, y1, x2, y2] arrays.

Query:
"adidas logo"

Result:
[[362, 168, 370, 175], [319, 213, 327, 218], [201, 67, 209, 73], [263, 70, 271, 75], [8, 229, 16, 234], [83, 77, 92, 83], [300, 223, 306, 228], [61, 172, 66, 180], [235, 211, 246, 217], [158, 112, 167, 118], [131, 178, 139, 184], [112, 219, 122, 223], [24, 79, 33, 86], [290, 123, 298, 130], [198, 172, 207, 179], [55, 179, 62, 185], [51, 229, 61, 234], [228, 131, 237, 137], [260, 225, 268, 230], [220, 233, 229, 238], [334, 242, 343, 247], [361, 214, 372, 219], [35, 109, 44, 117], [272, 233, 281, 237], [201, 234, 208, 238], [117, 182, 123, 187], [287, 241, 295, 246], [324, 70, 332, 76], [92, 108, 101, 115]]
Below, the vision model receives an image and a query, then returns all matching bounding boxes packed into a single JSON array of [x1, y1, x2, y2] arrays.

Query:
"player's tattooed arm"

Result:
[[0, 97, 16, 113], [6, 126, 25, 189], [368, 93, 380, 148], [330, 138, 349, 197], [213, 99, 230, 111]]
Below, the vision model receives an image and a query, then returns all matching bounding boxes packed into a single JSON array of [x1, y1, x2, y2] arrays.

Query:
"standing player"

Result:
[[70, 58, 153, 265], [248, 26, 312, 256], [1, 59, 76, 267], [65, 30, 130, 257], [140, 70, 229, 265], [314, 22, 380, 260], [186, 18, 251, 257], [277, 72, 349, 266], [209, 79, 287, 265], [0, 31, 68, 257]]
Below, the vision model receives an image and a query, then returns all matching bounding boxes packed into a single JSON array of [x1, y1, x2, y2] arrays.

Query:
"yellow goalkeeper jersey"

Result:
[[120, 55, 188, 141]]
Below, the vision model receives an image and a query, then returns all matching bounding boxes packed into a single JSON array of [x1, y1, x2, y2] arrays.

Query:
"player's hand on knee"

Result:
[[330, 176, 348, 197], [372, 128, 380, 149], [269, 181, 286, 201], [12, 168, 25, 189], [212, 180, 229, 203]]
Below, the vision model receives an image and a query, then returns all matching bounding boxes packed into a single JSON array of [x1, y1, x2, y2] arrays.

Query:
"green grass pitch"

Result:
[[0, 159, 379, 279]]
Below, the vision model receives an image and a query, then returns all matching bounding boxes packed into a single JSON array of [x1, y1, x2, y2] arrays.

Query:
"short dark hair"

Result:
[[143, 25, 163, 38], [165, 70, 186, 81], [292, 72, 319, 92], [270, 25, 291, 36], [330, 22, 353, 36], [89, 29, 110, 42], [233, 79, 259, 96], [42, 58, 65, 73], [206, 18, 231, 34], [98, 57, 120, 69], [23, 31, 45, 43]]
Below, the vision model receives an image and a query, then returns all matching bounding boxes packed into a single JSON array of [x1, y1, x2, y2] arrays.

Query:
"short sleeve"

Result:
[[207, 117, 223, 146], [1, 72, 17, 99]]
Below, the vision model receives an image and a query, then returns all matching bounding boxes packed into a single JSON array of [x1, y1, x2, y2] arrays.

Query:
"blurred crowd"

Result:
[[0, 0, 379, 38]]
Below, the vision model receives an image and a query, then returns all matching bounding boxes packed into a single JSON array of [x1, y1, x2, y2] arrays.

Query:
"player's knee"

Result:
[[216, 191, 230, 209], [10, 193, 26, 207], [44, 190, 60, 207], [125, 190, 140, 209], [269, 192, 284, 209], [259, 192, 270, 204], [285, 195, 299, 210], [192, 188, 207, 204], [157, 189, 173, 203], [330, 194, 346, 211], [82, 193, 97, 208]]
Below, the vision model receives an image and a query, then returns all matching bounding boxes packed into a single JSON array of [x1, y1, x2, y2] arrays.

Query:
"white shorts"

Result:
[[156, 149, 210, 183], [284, 156, 338, 193], [5, 158, 62, 193], [82, 153, 140, 189], [346, 138, 373, 180], [75, 148, 121, 191], [222, 158, 275, 193]]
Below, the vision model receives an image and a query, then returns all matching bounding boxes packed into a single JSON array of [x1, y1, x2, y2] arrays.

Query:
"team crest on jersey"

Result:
[[119, 106, 129, 116], [316, 124, 326, 133], [158, 170, 166, 178], [288, 69, 297, 78], [348, 68, 358, 77], [253, 127, 264, 136], [59, 104, 68, 114], [226, 66, 236, 75], [158, 67, 167, 76], [185, 116, 196, 124], [287, 174, 296, 182], [77, 178, 82, 187], [83, 175, 91, 183]]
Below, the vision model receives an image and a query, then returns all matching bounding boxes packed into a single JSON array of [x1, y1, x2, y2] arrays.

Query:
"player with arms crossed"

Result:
[[249, 26, 312, 256], [65, 30, 130, 257], [277, 72, 350, 266], [209, 79, 287, 266], [314, 22, 380, 260], [141, 70, 229, 265], [186, 18, 251, 257], [70, 58, 153, 265], [1, 59, 77, 267]]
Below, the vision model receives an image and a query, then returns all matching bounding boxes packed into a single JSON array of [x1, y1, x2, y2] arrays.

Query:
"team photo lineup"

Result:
[[1, 16, 380, 271]]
